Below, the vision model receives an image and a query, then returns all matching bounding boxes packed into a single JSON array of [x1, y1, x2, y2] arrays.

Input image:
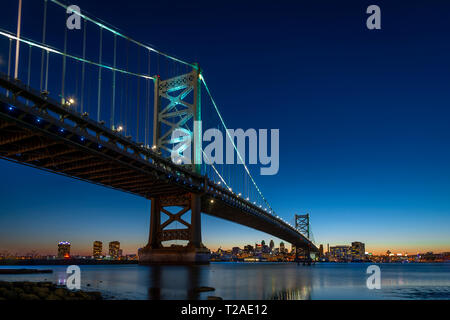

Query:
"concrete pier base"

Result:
[[138, 246, 210, 265]]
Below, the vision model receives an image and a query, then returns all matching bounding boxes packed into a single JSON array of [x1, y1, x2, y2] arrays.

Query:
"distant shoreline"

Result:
[[0, 259, 138, 266], [0, 269, 53, 274], [0, 259, 447, 266]]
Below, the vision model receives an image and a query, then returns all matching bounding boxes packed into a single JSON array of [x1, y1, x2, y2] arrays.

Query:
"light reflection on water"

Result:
[[0, 263, 449, 300]]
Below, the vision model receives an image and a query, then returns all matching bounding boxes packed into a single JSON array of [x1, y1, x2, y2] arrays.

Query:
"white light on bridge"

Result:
[[117, 126, 123, 132]]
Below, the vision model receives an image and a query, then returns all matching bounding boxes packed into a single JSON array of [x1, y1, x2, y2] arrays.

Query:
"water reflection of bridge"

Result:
[[146, 264, 313, 300]]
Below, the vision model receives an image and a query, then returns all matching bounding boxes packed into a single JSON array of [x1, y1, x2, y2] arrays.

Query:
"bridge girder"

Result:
[[0, 73, 318, 253]]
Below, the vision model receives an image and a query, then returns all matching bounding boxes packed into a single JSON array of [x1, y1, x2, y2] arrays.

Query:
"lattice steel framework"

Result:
[[295, 214, 310, 239], [153, 68, 201, 173], [148, 193, 202, 249]]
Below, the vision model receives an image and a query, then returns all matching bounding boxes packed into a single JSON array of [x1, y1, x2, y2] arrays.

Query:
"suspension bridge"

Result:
[[0, 0, 318, 263]]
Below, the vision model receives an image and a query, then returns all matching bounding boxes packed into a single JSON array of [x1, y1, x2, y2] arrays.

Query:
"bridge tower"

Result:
[[295, 214, 312, 265], [139, 66, 209, 264]]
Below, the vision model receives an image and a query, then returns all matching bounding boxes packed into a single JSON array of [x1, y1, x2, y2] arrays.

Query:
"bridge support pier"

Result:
[[294, 246, 312, 266], [139, 193, 210, 264]]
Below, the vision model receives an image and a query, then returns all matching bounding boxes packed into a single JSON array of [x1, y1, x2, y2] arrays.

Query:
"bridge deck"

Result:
[[0, 74, 317, 251]]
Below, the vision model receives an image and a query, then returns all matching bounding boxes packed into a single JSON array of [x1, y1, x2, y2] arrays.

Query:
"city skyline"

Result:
[[1, 226, 448, 257]]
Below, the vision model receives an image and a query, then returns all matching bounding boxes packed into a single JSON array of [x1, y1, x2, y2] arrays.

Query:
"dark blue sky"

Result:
[[0, 0, 449, 255]]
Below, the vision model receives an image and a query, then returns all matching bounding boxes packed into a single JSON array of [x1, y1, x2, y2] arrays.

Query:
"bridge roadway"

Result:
[[0, 74, 318, 252]]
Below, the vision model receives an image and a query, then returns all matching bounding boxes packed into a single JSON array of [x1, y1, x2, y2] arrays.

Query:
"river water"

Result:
[[1, 262, 449, 300]]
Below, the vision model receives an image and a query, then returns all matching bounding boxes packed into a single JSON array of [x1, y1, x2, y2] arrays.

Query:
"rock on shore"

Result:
[[0, 281, 103, 300]]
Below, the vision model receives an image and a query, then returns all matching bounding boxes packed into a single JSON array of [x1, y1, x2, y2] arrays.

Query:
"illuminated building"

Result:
[[57, 241, 71, 259], [330, 245, 351, 261], [351, 242, 365, 260], [109, 241, 121, 259], [93, 241, 102, 258], [280, 241, 286, 254]]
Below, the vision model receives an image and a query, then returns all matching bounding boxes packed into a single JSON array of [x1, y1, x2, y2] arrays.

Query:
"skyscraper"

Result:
[[109, 241, 120, 259], [57, 241, 71, 259], [269, 240, 274, 251], [93, 241, 102, 258], [280, 241, 285, 253], [319, 244, 324, 257]]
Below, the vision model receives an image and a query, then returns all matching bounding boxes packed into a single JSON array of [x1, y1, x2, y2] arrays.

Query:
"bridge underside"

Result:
[[0, 106, 186, 198], [0, 75, 317, 264]]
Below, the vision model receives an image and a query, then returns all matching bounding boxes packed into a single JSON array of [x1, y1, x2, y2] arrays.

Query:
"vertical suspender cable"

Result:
[[125, 42, 129, 134], [14, 0, 22, 79], [26, 45, 31, 87], [111, 34, 117, 129], [7, 40, 12, 75], [80, 19, 86, 113], [97, 28, 103, 122], [6, 39, 12, 97], [61, 27, 67, 104], [145, 50, 150, 147], [26, 45, 31, 105], [136, 49, 140, 141], [44, 50, 49, 92], [40, 0, 48, 92]]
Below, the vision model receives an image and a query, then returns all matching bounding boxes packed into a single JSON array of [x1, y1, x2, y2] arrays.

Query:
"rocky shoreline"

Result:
[[0, 281, 103, 300], [0, 269, 52, 274]]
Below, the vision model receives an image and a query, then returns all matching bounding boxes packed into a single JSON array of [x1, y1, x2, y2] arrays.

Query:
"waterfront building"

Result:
[[280, 242, 286, 254], [57, 241, 71, 259], [232, 247, 241, 255], [330, 245, 351, 261], [319, 244, 324, 257], [109, 241, 121, 259], [93, 241, 102, 258], [351, 242, 365, 260], [269, 240, 274, 251]]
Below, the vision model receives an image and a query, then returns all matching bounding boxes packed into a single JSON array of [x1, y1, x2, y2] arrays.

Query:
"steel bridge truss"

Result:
[[148, 193, 202, 248], [0, 73, 318, 253], [153, 69, 201, 173]]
